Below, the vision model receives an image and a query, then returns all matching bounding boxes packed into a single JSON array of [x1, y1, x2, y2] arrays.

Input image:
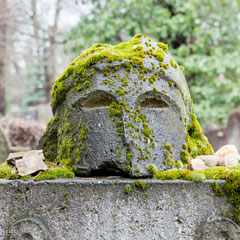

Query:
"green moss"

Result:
[[103, 80, 114, 86], [135, 168, 141, 173], [137, 145, 143, 155], [152, 86, 157, 92], [115, 150, 122, 158], [76, 85, 83, 91], [142, 122, 152, 137], [33, 168, 75, 181], [164, 63, 169, 69], [170, 59, 178, 69], [157, 42, 168, 53], [124, 184, 132, 194], [151, 62, 156, 69], [168, 81, 174, 87], [181, 112, 214, 164], [212, 181, 224, 196], [83, 81, 91, 87], [21, 175, 31, 181], [175, 160, 183, 169], [210, 173, 240, 223], [162, 142, 175, 167], [147, 164, 158, 175], [133, 180, 146, 190], [160, 69, 166, 75], [127, 122, 135, 128], [149, 75, 156, 84], [51, 36, 148, 106], [162, 142, 172, 153], [116, 88, 125, 96], [151, 141, 157, 148], [153, 48, 165, 62], [192, 173, 206, 182], [109, 102, 123, 117], [138, 74, 144, 80]]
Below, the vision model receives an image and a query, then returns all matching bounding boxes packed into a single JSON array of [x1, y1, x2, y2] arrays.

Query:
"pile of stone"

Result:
[[188, 145, 240, 171]]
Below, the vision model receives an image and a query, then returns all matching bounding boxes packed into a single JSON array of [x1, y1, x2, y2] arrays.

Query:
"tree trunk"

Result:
[[0, 0, 7, 116], [45, 0, 62, 102]]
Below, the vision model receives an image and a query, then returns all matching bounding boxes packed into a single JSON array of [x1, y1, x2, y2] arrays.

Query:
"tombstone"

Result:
[[42, 34, 212, 177], [0, 126, 29, 164], [205, 107, 240, 152]]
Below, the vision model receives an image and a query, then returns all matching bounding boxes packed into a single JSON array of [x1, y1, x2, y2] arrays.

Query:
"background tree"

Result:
[[0, 0, 7, 116], [66, 0, 240, 128]]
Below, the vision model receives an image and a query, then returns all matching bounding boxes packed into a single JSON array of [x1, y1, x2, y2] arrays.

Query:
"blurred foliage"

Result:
[[65, 0, 240, 128]]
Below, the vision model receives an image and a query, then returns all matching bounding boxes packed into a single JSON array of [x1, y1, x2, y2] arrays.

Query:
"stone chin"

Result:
[[42, 34, 194, 177]]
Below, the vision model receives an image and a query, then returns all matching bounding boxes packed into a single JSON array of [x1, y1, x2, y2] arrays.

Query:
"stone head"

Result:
[[42, 34, 212, 176]]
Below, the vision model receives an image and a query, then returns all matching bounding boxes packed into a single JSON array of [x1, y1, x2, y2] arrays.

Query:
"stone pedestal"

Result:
[[0, 179, 239, 240]]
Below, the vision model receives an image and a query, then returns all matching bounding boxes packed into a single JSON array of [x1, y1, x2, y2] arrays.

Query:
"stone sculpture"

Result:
[[41, 34, 213, 176]]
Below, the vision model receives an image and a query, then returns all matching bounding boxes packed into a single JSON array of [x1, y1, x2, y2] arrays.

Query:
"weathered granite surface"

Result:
[[0, 179, 239, 240]]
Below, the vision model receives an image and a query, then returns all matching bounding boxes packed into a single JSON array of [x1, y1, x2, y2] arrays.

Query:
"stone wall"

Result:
[[0, 179, 239, 240]]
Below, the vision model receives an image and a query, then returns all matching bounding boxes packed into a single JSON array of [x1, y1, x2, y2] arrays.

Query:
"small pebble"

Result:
[[215, 145, 238, 158], [218, 153, 239, 167], [197, 155, 220, 167], [188, 158, 208, 171]]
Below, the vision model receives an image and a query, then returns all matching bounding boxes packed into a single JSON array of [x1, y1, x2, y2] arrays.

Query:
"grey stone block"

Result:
[[0, 179, 239, 239]]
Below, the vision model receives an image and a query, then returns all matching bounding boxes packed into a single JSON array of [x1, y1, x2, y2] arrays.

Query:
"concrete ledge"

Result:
[[0, 178, 239, 239]]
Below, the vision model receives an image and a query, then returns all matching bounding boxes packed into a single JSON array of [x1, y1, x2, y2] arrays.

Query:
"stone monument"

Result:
[[0, 34, 238, 240], [41, 34, 213, 176]]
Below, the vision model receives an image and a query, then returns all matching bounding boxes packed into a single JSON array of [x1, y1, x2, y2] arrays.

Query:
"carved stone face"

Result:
[[43, 35, 192, 176]]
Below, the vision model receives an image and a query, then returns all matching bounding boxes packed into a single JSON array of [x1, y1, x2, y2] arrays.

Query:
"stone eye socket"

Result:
[[82, 96, 113, 108], [139, 98, 168, 109]]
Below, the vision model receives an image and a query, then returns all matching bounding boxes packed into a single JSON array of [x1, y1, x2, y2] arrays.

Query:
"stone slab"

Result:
[[0, 179, 239, 239]]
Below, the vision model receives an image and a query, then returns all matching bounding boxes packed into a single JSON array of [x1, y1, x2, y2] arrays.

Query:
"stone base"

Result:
[[0, 179, 239, 240]]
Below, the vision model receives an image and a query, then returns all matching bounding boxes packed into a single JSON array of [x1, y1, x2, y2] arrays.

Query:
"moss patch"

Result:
[[212, 172, 240, 224], [33, 168, 75, 181], [0, 163, 75, 181], [181, 112, 213, 164], [124, 184, 132, 194]]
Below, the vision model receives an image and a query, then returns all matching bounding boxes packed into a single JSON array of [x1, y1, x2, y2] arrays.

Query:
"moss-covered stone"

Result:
[[181, 113, 214, 164]]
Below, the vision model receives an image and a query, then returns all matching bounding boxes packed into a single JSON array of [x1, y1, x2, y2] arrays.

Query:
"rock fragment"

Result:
[[218, 153, 239, 167], [197, 155, 220, 167], [15, 151, 48, 176], [215, 145, 238, 158], [188, 158, 208, 171]]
